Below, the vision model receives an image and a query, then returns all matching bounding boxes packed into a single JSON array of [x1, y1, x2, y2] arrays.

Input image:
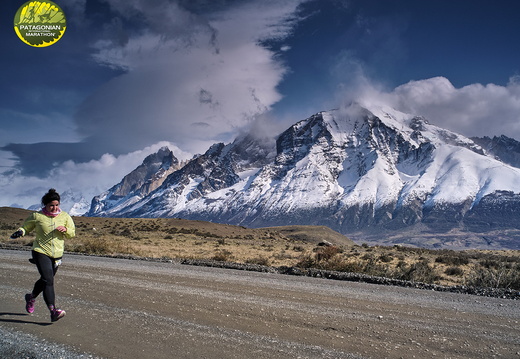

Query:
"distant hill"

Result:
[[0, 206, 354, 247], [263, 225, 355, 247], [0, 207, 33, 225]]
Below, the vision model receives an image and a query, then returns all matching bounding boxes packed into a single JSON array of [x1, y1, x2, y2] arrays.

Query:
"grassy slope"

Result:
[[1, 207, 519, 289]]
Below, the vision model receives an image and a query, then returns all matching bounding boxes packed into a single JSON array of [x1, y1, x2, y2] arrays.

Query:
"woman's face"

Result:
[[45, 200, 60, 213]]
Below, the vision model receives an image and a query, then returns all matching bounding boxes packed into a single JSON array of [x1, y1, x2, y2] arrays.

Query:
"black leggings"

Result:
[[31, 251, 60, 308]]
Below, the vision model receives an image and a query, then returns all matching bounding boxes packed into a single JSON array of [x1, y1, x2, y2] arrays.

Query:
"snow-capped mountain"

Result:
[[61, 190, 92, 216], [89, 147, 181, 215], [27, 189, 91, 216], [88, 104, 520, 249]]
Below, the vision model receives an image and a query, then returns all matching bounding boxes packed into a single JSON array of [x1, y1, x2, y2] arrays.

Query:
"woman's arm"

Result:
[[59, 213, 76, 239], [19, 213, 37, 235]]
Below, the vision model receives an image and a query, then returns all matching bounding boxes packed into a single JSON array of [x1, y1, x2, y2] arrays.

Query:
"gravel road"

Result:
[[1, 249, 519, 359]]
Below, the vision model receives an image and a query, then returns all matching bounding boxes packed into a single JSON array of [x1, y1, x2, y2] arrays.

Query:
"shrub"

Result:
[[213, 249, 232, 262], [466, 263, 520, 290], [435, 254, 469, 266], [392, 259, 440, 283], [479, 259, 503, 269], [245, 256, 270, 266], [338, 260, 365, 273], [295, 254, 316, 268], [314, 246, 341, 262], [361, 253, 374, 261], [166, 227, 178, 234], [361, 257, 389, 277], [445, 266, 464, 276], [73, 237, 111, 255], [120, 228, 133, 237]]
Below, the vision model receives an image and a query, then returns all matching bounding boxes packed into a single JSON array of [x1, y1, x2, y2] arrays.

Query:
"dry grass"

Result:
[[1, 207, 519, 289]]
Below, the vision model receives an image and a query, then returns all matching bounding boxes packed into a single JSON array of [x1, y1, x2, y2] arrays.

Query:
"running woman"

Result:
[[11, 188, 76, 322]]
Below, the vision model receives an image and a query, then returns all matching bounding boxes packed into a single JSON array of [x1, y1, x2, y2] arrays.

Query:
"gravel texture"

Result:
[[0, 326, 100, 359], [1, 249, 519, 359]]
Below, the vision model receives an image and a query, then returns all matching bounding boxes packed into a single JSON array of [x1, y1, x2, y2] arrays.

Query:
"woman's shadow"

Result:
[[0, 312, 52, 326]]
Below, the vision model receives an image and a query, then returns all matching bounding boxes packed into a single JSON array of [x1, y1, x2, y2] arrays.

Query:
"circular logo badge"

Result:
[[14, 1, 67, 47]]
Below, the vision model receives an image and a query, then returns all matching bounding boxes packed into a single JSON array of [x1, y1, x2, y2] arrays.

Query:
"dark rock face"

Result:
[[465, 191, 520, 231], [472, 135, 520, 168]]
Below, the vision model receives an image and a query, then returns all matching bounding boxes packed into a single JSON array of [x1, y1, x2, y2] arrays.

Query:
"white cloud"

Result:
[[0, 141, 190, 209], [77, 0, 305, 155], [390, 76, 520, 139], [337, 75, 520, 141]]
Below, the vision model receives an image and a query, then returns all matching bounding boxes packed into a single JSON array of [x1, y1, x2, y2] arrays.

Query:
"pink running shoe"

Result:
[[25, 293, 35, 314], [50, 308, 66, 322]]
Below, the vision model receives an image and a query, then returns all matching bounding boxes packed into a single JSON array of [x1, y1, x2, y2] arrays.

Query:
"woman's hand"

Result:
[[10, 230, 23, 239], [56, 226, 67, 233]]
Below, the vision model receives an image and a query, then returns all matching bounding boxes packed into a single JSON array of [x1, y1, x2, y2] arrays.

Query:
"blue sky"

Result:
[[1, 0, 520, 209]]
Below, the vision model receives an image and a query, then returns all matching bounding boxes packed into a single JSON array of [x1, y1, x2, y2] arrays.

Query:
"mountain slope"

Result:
[[88, 104, 520, 249], [89, 147, 181, 216]]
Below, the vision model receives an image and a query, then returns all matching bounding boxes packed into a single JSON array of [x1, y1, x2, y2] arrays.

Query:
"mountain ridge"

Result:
[[87, 104, 520, 249]]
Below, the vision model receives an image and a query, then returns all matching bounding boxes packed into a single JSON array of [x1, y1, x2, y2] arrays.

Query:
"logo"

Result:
[[14, 1, 66, 47]]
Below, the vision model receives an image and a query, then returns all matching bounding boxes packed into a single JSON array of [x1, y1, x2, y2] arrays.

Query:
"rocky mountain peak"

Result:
[[87, 104, 520, 249], [88, 147, 181, 215]]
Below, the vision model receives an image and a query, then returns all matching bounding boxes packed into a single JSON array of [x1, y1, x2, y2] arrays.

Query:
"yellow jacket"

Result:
[[19, 211, 75, 259]]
